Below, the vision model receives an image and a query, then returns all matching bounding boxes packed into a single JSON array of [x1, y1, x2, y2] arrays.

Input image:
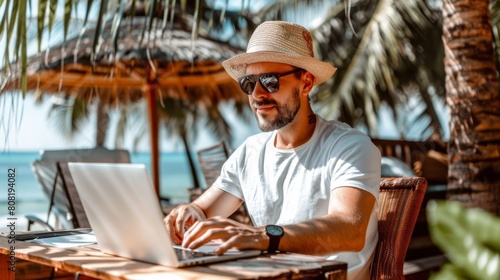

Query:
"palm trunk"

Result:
[[96, 98, 109, 147], [180, 132, 201, 189], [442, 0, 500, 214]]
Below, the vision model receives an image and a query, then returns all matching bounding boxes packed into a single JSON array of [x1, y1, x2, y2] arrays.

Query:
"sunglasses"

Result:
[[238, 68, 303, 95]]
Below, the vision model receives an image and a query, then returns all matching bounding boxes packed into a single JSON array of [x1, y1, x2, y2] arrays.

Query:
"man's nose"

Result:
[[251, 82, 270, 99]]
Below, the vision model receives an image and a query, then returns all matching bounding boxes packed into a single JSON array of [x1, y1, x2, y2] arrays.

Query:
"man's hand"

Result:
[[164, 203, 207, 244], [182, 217, 268, 255]]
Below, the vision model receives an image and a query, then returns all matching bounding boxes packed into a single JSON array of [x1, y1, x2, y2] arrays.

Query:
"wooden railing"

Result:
[[371, 138, 447, 168]]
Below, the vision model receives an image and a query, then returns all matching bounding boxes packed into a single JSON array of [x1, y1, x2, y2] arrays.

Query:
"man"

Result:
[[164, 21, 381, 280]]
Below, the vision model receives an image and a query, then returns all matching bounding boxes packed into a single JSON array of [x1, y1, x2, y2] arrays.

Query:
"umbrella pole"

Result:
[[146, 65, 160, 198]]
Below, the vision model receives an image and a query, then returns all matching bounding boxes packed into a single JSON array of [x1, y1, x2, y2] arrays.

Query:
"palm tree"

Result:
[[45, 92, 114, 147], [156, 95, 249, 189], [441, 0, 500, 215], [159, 97, 203, 188], [250, 0, 446, 140]]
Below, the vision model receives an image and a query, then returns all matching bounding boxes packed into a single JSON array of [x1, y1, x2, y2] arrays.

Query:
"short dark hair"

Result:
[[293, 68, 305, 79]]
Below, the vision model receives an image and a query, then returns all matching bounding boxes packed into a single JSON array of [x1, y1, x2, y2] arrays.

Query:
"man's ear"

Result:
[[302, 72, 315, 94]]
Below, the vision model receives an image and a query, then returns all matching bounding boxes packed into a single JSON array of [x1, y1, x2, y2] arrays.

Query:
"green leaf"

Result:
[[63, 0, 73, 39], [0, 0, 12, 72], [48, 0, 57, 33], [7, 0, 19, 55], [429, 263, 468, 280], [83, 0, 94, 26], [37, 0, 48, 52], [181, 0, 186, 12], [19, 0, 27, 96], [92, 0, 108, 62], [427, 200, 500, 280]]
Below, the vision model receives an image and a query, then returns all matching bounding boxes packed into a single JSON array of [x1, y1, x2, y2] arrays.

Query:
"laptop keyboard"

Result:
[[174, 247, 216, 261]]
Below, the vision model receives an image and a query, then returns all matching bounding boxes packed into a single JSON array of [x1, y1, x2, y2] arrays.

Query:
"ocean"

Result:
[[0, 151, 198, 232]]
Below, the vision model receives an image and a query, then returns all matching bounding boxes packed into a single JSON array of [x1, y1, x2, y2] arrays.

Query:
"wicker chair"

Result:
[[197, 141, 231, 188], [194, 141, 252, 225], [370, 177, 428, 279]]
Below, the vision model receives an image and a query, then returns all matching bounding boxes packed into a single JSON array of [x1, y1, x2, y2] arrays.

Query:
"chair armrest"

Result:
[[25, 215, 55, 231]]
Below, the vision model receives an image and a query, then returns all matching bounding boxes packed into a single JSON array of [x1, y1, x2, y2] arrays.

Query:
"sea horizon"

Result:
[[0, 150, 199, 231]]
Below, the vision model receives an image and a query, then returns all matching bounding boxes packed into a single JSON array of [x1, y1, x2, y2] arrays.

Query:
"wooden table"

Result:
[[0, 236, 347, 279]]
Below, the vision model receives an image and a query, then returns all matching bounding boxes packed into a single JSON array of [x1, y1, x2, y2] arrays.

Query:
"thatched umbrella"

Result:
[[4, 17, 246, 197]]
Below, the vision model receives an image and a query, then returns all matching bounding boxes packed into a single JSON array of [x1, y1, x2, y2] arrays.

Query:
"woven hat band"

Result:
[[246, 45, 305, 57]]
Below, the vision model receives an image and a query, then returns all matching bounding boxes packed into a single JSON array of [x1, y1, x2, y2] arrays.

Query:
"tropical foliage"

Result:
[[1, 0, 251, 128], [312, 0, 445, 139], [427, 200, 500, 279]]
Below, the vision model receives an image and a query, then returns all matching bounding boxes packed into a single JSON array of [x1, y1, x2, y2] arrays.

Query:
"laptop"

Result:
[[67, 162, 261, 267]]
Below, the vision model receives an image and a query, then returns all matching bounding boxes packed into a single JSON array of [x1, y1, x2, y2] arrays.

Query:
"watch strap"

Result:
[[268, 236, 280, 253]]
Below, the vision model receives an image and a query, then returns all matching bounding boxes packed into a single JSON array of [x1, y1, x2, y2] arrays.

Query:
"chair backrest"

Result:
[[195, 141, 252, 225], [370, 177, 428, 279], [31, 147, 131, 229], [31, 160, 70, 217], [40, 147, 131, 163], [196, 141, 230, 188]]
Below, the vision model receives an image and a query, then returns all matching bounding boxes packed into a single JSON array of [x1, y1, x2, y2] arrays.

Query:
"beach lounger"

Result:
[[27, 147, 131, 230]]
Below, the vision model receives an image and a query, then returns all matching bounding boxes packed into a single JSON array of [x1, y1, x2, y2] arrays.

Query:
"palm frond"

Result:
[[48, 94, 91, 139], [310, 0, 445, 140], [244, 0, 445, 140], [251, 0, 336, 23]]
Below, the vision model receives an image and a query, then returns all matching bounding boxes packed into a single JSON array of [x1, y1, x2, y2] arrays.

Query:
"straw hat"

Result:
[[222, 21, 336, 86]]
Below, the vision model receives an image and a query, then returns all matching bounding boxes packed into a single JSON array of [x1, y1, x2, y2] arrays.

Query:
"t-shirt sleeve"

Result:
[[329, 131, 381, 199], [211, 143, 245, 200]]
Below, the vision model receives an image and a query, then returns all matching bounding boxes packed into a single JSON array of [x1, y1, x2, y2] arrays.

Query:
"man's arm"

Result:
[[278, 187, 375, 255], [181, 186, 376, 255], [193, 186, 244, 218]]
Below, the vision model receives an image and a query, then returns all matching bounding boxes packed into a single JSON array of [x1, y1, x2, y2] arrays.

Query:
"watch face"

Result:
[[267, 225, 284, 236]]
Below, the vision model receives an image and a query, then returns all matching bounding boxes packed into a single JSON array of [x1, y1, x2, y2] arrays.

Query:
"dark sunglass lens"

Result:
[[239, 77, 257, 95], [260, 74, 279, 92]]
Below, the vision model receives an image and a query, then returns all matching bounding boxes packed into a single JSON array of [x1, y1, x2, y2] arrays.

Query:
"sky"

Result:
[[0, 92, 261, 152]]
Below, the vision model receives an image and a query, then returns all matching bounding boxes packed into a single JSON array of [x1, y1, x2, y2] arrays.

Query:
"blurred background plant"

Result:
[[427, 200, 500, 280]]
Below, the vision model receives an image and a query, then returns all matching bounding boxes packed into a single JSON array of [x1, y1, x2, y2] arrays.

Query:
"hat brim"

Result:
[[222, 51, 336, 86]]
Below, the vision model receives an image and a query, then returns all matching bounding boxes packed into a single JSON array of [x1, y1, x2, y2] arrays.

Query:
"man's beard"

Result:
[[253, 88, 301, 132]]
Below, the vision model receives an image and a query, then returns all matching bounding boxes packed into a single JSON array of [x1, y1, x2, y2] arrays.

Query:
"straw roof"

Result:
[[3, 17, 247, 106]]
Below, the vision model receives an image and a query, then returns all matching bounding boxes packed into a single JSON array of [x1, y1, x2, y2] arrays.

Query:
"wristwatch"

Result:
[[265, 225, 284, 253]]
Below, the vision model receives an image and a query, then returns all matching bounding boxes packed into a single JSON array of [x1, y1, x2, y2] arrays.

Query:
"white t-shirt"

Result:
[[213, 115, 381, 280]]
